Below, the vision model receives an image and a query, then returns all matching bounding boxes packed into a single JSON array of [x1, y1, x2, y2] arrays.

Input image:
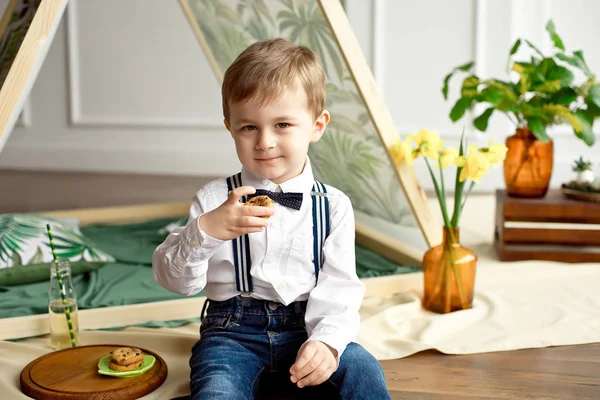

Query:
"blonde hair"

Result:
[[222, 38, 326, 121]]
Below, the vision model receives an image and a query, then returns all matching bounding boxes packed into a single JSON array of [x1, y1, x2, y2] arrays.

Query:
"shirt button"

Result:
[[278, 281, 289, 291], [266, 255, 276, 264], [191, 240, 199, 246]]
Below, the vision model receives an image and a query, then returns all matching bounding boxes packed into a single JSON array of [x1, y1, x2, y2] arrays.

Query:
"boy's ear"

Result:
[[311, 110, 330, 143], [224, 119, 232, 134]]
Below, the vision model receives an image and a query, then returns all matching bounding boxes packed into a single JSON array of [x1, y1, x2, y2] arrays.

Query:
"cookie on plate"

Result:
[[110, 347, 144, 366], [109, 359, 144, 372]]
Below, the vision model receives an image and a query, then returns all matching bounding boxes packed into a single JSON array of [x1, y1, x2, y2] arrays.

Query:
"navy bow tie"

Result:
[[247, 189, 303, 210]]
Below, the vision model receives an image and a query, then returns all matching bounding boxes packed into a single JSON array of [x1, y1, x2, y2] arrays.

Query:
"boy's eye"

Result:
[[276, 123, 290, 129], [241, 125, 257, 131]]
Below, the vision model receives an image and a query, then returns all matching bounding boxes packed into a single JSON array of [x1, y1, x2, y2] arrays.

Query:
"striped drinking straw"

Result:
[[46, 224, 77, 348]]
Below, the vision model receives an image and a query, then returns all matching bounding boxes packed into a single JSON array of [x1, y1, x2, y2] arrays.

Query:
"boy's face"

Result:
[[224, 84, 329, 184]]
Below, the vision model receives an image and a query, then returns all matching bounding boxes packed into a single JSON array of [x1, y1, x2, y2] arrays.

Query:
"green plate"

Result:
[[97, 353, 156, 378]]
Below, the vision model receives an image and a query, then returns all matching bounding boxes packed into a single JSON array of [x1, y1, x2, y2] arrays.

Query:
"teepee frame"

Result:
[[0, 0, 442, 340], [0, 0, 68, 153]]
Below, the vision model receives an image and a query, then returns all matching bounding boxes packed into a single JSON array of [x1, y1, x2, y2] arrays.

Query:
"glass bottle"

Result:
[[48, 259, 80, 350], [422, 227, 477, 314]]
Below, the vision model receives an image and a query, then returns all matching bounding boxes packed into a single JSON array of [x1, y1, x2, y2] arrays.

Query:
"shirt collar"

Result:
[[240, 156, 315, 193]]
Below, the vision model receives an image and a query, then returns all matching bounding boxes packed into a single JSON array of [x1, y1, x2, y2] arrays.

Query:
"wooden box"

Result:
[[494, 189, 600, 263]]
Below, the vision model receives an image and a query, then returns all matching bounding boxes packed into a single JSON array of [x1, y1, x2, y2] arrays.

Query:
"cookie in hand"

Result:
[[245, 195, 274, 219]]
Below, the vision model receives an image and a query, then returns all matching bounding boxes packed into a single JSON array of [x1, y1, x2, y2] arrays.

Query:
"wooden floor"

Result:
[[382, 344, 600, 399], [3, 168, 600, 398]]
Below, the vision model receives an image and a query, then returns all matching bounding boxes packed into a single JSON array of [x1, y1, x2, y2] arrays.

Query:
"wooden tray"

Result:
[[20, 344, 168, 400], [561, 187, 600, 203]]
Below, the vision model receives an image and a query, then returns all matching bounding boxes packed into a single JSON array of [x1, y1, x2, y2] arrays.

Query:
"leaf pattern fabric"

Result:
[[187, 0, 420, 228], [0, 214, 115, 272]]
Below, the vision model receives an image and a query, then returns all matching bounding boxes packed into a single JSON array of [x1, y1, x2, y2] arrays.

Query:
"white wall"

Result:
[[1, 0, 599, 193], [1, 0, 240, 177]]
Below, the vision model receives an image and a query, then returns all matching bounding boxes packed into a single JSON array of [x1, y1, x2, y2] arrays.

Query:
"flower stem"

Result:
[[460, 181, 476, 214], [445, 229, 469, 309], [424, 157, 450, 227], [451, 169, 465, 227]]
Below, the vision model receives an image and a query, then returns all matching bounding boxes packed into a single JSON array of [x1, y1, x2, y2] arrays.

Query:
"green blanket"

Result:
[[0, 217, 417, 321]]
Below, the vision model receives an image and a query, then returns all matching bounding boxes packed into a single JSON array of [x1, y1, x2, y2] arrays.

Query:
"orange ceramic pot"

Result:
[[503, 128, 554, 198]]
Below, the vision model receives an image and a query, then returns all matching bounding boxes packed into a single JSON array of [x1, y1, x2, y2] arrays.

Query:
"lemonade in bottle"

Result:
[[48, 259, 79, 350]]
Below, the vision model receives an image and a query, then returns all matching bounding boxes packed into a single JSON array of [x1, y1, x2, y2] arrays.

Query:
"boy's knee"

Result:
[[339, 343, 385, 377], [190, 372, 250, 400]]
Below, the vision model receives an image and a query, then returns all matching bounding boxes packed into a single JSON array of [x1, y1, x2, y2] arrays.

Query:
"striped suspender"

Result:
[[311, 181, 330, 282], [226, 173, 253, 296], [225, 174, 331, 297]]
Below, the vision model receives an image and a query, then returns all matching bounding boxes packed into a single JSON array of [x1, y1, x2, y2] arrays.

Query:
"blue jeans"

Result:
[[189, 296, 391, 400]]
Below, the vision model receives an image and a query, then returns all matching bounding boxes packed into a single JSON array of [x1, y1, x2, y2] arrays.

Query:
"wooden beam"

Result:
[[0, 273, 417, 340], [0, 0, 68, 153], [318, 0, 441, 249], [38, 202, 191, 226]]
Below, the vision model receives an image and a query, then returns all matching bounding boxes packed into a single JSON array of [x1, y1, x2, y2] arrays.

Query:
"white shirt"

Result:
[[152, 158, 365, 361]]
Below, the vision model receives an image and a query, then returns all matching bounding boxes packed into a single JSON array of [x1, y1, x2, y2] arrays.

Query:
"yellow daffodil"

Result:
[[480, 140, 508, 164], [456, 145, 491, 182], [412, 128, 444, 160], [390, 136, 415, 166], [437, 147, 459, 169]]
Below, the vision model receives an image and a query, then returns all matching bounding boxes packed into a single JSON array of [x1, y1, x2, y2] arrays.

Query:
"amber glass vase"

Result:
[[503, 128, 554, 198], [422, 227, 477, 314]]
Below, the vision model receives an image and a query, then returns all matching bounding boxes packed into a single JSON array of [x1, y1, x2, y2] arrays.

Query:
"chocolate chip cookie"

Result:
[[110, 347, 144, 366], [245, 195, 274, 218]]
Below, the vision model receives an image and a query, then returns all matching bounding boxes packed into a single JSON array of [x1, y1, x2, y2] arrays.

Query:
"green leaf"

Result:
[[588, 84, 600, 109], [461, 75, 480, 97], [546, 20, 565, 51], [0, 214, 45, 264], [449, 97, 473, 121], [521, 102, 551, 122], [556, 52, 594, 78], [546, 65, 574, 87], [532, 80, 561, 94], [585, 102, 600, 118], [550, 87, 578, 105], [573, 111, 595, 146], [214, 3, 243, 25], [473, 108, 494, 131], [524, 39, 545, 57], [457, 61, 475, 71], [325, 83, 356, 104], [476, 87, 504, 105], [509, 39, 521, 56], [538, 57, 556, 77], [357, 112, 369, 126], [442, 61, 474, 99], [527, 118, 550, 142], [487, 80, 519, 102], [252, 0, 276, 26]]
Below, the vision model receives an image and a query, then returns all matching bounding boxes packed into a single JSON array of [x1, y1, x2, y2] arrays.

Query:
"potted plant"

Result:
[[572, 157, 595, 185], [442, 20, 599, 198], [390, 129, 507, 313]]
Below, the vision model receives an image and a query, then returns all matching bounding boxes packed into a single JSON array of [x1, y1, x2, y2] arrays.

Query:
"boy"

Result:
[[153, 38, 390, 399]]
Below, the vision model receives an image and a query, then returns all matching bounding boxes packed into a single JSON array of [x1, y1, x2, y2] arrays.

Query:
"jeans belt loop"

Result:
[[240, 291, 253, 307]]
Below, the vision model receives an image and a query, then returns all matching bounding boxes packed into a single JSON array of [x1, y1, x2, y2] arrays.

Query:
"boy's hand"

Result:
[[289, 341, 338, 388], [198, 186, 275, 241]]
